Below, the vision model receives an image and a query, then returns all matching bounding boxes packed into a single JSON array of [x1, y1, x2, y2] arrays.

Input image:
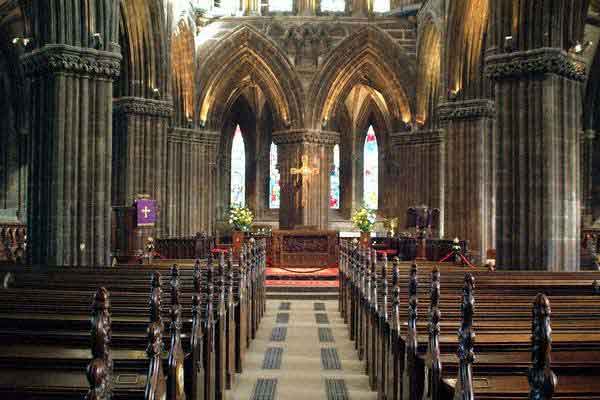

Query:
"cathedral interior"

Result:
[[1, 1, 600, 399]]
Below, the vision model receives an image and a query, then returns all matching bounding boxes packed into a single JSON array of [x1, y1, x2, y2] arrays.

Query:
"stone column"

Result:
[[437, 99, 495, 263], [273, 130, 340, 230], [351, 0, 369, 17], [242, 0, 260, 15], [391, 130, 445, 235], [22, 7, 121, 266], [166, 128, 220, 237], [113, 97, 173, 235], [486, 48, 584, 271], [582, 129, 595, 227], [297, 0, 317, 16]]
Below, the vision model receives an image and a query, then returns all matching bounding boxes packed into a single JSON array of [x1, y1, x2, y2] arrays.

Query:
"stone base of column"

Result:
[[437, 99, 496, 264], [113, 97, 173, 236], [486, 48, 584, 271], [166, 128, 220, 237], [23, 44, 121, 266], [391, 129, 445, 235]]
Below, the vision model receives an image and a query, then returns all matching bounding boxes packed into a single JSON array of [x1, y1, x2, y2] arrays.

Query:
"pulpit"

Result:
[[112, 197, 157, 263], [270, 229, 338, 268]]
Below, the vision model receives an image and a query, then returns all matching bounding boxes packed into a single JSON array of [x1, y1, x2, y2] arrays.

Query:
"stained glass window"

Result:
[[330, 144, 340, 209], [363, 126, 378, 210], [321, 0, 345, 12], [372, 0, 390, 13], [269, 0, 293, 12], [269, 142, 281, 209], [230, 126, 245, 207]]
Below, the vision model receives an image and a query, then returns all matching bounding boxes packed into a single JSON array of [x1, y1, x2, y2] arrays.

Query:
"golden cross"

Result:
[[142, 206, 152, 218], [290, 155, 319, 177]]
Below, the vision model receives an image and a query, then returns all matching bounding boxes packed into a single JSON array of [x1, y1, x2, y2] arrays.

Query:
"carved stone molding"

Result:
[[114, 97, 174, 118], [272, 129, 340, 145], [437, 99, 496, 122], [391, 129, 445, 147], [21, 44, 121, 79], [168, 128, 220, 145], [485, 47, 586, 82]]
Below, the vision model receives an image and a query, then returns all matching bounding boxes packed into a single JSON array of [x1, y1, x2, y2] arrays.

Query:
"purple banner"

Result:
[[136, 199, 157, 227]]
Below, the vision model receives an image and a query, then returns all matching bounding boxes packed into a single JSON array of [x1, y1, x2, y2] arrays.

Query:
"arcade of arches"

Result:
[[0, 0, 599, 272]]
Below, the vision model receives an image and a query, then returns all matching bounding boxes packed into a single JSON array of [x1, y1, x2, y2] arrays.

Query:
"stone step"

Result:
[[266, 291, 339, 300]]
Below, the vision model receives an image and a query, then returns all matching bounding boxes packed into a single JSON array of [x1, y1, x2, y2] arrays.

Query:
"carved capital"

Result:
[[21, 44, 121, 79], [272, 129, 340, 145], [114, 97, 174, 118], [485, 47, 586, 82], [437, 99, 495, 122], [391, 129, 445, 147], [168, 128, 220, 145]]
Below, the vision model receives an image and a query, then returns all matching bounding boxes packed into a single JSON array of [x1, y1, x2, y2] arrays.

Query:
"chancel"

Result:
[[1, 0, 600, 399]]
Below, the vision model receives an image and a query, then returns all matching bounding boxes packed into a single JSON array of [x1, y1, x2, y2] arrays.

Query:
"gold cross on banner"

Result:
[[141, 206, 152, 218], [290, 155, 319, 177]]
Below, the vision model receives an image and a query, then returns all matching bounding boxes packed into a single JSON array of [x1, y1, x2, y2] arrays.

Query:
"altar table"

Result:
[[270, 230, 338, 268]]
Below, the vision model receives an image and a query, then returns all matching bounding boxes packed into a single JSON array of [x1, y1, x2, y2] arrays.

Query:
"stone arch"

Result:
[[171, 18, 196, 126], [308, 26, 415, 131], [196, 25, 304, 131], [118, 0, 171, 99], [445, 0, 490, 100], [354, 95, 392, 212], [416, 13, 442, 127]]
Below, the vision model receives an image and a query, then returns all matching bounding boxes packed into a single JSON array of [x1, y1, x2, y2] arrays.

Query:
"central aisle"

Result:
[[228, 300, 377, 400]]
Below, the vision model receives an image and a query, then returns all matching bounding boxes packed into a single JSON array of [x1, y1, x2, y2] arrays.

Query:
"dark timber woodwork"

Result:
[[338, 239, 600, 400], [0, 238, 266, 400]]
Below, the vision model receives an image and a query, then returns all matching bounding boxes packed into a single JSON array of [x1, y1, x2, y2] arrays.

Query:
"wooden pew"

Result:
[[0, 239, 267, 400], [338, 239, 600, 400]]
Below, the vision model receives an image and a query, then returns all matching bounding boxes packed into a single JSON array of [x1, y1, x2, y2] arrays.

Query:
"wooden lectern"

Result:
[[112, 196, 157, 264]]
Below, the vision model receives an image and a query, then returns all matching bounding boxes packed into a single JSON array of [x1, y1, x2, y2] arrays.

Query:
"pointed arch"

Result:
[[308, 26, 416, 130], [171, 18, 196, 126], [363, 125, 379, 210], [445, 0, 490, 100], [230, 125, 246, 207], [196, 25, 304, 130], [118, 0, 171, 98], [416, 14, 442, 127]]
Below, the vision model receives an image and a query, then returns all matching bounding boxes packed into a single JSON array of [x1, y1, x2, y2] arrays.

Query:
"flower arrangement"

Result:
[[352, 207, 377, 233], [229, 206, 254, 232]]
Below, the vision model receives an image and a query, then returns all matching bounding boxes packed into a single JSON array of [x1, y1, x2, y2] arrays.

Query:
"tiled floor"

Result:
[[227, 300, 376, 400]]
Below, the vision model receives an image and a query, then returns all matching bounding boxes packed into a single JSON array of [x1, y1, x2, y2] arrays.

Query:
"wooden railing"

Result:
[[371, 236, 468, 262], [154, 233, 215, 260]]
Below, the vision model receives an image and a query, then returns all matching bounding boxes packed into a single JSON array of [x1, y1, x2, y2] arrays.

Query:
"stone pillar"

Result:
[[22, 0, 121, 266], [437, 100, 495, 263], [582, 129, 595, 227], [273, 130, 339, 230], [242, 0, 260, 15], [166, 128, 220, 237], [486, 48, 584, 271], [351, 0, 369, 17], [296, 0, 317, 15], [391, 130, 445, 235], [113, 97, 173, 235]]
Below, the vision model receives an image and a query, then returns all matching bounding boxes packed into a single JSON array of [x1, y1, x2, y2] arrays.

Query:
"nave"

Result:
[[228, 300, 375, 400], [1, 236, 600, 400]]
